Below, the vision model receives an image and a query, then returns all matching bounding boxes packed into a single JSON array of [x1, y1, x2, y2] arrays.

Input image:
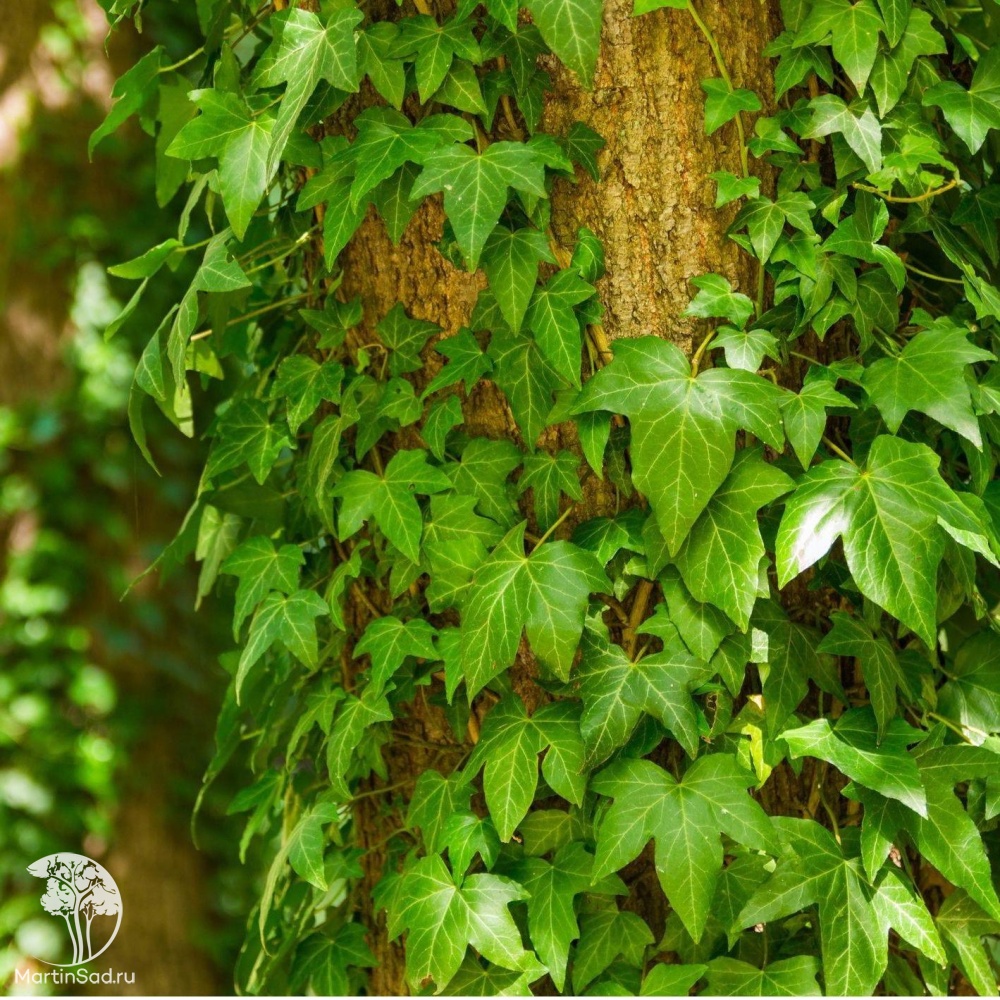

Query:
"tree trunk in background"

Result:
[[336, 2, 782, 992]]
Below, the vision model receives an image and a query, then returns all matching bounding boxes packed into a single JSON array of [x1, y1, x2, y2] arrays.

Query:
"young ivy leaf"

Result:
[[591, 754, 776, 943], [794, 0, 886, 92], [383, 855, 542, 991], [704, 957, 822, 997], [236, 589, 329, 700], [779, 368, 855, 469], [220, 536, 304, 639], [411, 142, 548, 269], [571, 908, 654, 993], [459, 522, 609, 697], [425, 328, 492, 395], [396, 16, 482, 102], [354, 616, 438, 693], [333, 448, 452, 562], [525, 267, 595, 387], [575, 337, 784, 555], [870, 10, 946, 116], [518, 450, 583, 531], [524, 0, 602, 86], [776, 436, 998, 648], [271, 356, 344, 433], [254, 6, 364, 174], [376, 303, 441, 376], [700, 79, 762, 135], [489, 329, 564, 447], [205, 399, 293, 486], [803, 94, 882, 175]]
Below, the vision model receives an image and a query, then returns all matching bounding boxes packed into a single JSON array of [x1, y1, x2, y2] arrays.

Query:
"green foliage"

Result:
[[99, 0, 1000, 993]]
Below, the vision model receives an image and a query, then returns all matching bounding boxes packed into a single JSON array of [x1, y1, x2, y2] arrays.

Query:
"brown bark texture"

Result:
[[330, 1, 783, 993]]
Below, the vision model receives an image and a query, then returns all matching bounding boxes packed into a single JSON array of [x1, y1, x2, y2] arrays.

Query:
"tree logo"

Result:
[[26, 853, 123, 967]]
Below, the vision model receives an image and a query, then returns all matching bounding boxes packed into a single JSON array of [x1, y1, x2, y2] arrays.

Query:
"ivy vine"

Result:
[[95, 0, 1000, 993]]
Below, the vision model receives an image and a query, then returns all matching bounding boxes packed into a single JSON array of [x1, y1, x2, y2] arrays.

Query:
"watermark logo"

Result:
[[25, 853, 122, 967]]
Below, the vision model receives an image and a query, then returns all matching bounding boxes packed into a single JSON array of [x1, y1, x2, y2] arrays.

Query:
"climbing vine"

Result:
[[96, 0, 1000, 993]]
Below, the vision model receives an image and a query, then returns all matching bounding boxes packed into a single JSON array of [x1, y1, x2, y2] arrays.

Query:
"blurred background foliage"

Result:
[[0, 1, 259, 993]]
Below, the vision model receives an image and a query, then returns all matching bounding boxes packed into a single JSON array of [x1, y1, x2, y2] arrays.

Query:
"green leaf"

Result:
[[524, 0, 603, 86], [872, 867, 946, 966], [482, 228, 555, 333], [397, 16, 482, 103], [489, 330, 563, 446], [936, 891, 1000, 996], [333, 448, 451, 563], [804, 94, 882, 174], [109, 238, 182, 280], [870, 10, 945, 115], [89, 47, 164, 156], [736, 817, 887, 996], [377, 303, 442, 376], [407, 770, 473, 852], [572, 908, 654, 992], [459, 522, 608, 696], [701, 79, 762, 135], [712, 326, 779, 372], [685, 273, 754, 328], [525, 268, 594, 386], [923, 47, 1000, 153], [779, 369, 854, 469], [592, 755, 775, 942], [795, 0, 885, 92], [705, 957, 822, 996], [255, 7, 364, 174], [220, 536, 303, 638], [426, 328, 492, 395], [236, 590, 329, 698], [674, 448, 793, 629], [508, 844, 616, 991], [861, 319, 994, 447], [354, 616, 438, 692], [783, 708, 927, 814], [640, 964, 708, 996], [576, 337, 783, 554], [325, 687, 394, 799], [518, 450, 583, 530], [939, 630, 1000, 742], [411, 142, 548, 268], [384, 856, 541, 990], [206, 399, 292, 485], [777, 436, 996, 647], [271, 356, 344, 433], [577, 628, 710, 763], [817, 612, 906, 738]]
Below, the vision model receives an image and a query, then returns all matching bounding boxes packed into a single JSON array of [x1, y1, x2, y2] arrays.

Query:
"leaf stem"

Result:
[[533, 504, 575, 548], [853, 177, 959, 204], [904, 262, 965, 285], [690, 328, 716, 375], [822, 435, 855, 464], [189, 292, 311, 341]]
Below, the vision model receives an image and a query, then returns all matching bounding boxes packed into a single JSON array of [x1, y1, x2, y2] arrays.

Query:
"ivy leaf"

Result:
[[870, 10, 946, 115], [464, 697, 586, 840], [777, 436, 997, 647], [271, 356, 344, 433], [508, 844, 620, 990], [407, 770, 473, 852], [167, 90, 274, 239], [923, 47, 1000, 153], [710, 170, 762, 207], [592, 755, 775, 942], [939, 630, 1000, 743], [817, 612, 906, 738], [255, 7, 364, 174], [326, 688, 394, 799], [524, 0, 602, 86], [936, 891, 1000, 996], [426, 329, 492, 395], [575, 337, 784, 554], [874, 0, 910, 47], [220, 536, 304, 638], [384, 856, 541, 990], [780, 369, 854, 469], [571, 907, 653, 992], [206, 399, 292, 485], [804, 94, 882, 174], [236, 590, 329, 699], [397, 16, 481, 102], [794, 0, 885, 92], [701, 79, 762, 135], [442, 813, 500, 875], [712, 326, 779, 372], [872, 867, 947, 967], [489, 330, 563, 447], [641, 964, 709, 996], [518, 450, 583, 530], [89, 46, 164, 156], [526, 268, 595, 386], [704, 957, 822, 996], [482, 227, 555, 333], [377, 303, 441, 376], [674, 448, 793, 629], [448, 437, 523, 528], [861, 319, 994, 447], [459, 522, 608, 697], [684, 273, 755, 328], [354, 616, 438, 692], [577, 629, 711, 764], [348, 108, 472, 207], [736, 817, 886, 996], [783, 708, 927, 814], [333, 448, 452, 562], [412, 142, 547, 268]]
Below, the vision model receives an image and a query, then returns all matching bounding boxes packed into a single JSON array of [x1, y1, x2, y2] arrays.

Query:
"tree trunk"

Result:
[[334, 1, 782, 992]]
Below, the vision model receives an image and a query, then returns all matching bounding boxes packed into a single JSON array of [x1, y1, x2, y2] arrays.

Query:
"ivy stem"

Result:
[[189, 292, 311, 341], [822, 436, 855, 464], [624, 578, 655, 658], [853, 177, 960, 204], [690, 328, 716, 375], [159, 46, 205, 74], [904, 262, 965, 285], [533, 505, 574, 548]]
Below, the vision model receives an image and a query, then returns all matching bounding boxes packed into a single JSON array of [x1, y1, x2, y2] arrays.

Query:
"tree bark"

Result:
[[333, 1, 782, 992]]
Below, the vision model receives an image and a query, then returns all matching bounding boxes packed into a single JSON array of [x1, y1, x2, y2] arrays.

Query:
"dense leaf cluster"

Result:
[[97, 0, 1000, 993]]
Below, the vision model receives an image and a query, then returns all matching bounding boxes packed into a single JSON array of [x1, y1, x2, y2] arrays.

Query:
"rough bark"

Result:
[[332, 1, 783, 993]]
